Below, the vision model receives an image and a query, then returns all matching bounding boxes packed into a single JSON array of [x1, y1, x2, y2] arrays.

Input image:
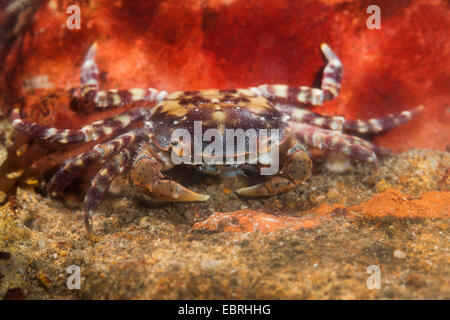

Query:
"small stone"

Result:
[[201, 259, 221, 270], [0, 251, 11, 260], [324, 152, 351, 173], [0, 191, 7, 204], [36, 271, 52, 288], [139, 216, 150, 228], [5, 170, 23, 179], [405, 274, 426, 288], [309, 194, 326, 204], [376, 180, 391, 192], [326, 188, 341, 202], [393, 249, 407, 259], [4, 287, 25, 300]]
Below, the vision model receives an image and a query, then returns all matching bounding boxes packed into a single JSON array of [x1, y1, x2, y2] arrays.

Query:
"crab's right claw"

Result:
[[145, 179, 210, 202]]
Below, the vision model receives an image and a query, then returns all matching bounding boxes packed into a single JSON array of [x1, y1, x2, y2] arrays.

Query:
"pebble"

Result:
[[0, 191, 6, 204], [201, 259, 222, 270], [324, 152, 351, 173], [394, 249, 407, 259], [326, 188, 340, 202], [376, 180, 391, 192]]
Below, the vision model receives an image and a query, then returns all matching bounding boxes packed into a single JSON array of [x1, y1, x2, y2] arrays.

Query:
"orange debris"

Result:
[[192, 204, 343, 233], [347, 189, 450, 219], [192, 189, 449, 233]]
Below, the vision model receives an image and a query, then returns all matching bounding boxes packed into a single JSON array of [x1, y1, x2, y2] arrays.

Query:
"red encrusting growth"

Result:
[[0, 0, 447, 151]]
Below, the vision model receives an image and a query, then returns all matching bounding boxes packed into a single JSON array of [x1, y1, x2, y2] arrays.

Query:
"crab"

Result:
[[10, 43, 423, 232]]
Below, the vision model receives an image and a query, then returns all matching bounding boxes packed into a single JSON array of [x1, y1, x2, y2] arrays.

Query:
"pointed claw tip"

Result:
[[184, 192, 210, 201], [320, 43, 339, 62], [170, 187, 210, 202], [176, 194, 210, 202], [320, 43, 330, 54], [160, 188, 210, 202], [416, 105, 425, 112], [10, 108, 20, 121], [235, 184, 263, 197], [85, 42, 98, 59]]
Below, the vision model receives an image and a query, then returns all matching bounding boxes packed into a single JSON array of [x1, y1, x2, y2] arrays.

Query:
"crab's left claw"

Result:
[[236, 144, 312, 197], [145, 179, 210, 202]]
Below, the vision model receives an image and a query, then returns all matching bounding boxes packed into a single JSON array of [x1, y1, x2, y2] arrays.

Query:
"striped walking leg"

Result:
[[11, 107, 150, 146], [83, 146, 137, 233], [80, 43, 167, 109], [250, 43, 343, 106], [47, 129, 146, 193], [288, 121, 386, 164], [277, 104, 424, 135]]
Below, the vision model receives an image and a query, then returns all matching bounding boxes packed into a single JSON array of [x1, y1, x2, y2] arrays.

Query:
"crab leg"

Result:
[[340, 105, 424, 134], [131, 144, 209, 202], [11, 107, 150, 146], [277, 104, 424, 134], [80, 43, 167, 109], [251, 43, 342, 106], [83, 146, 136, 233], [236, 143, 312, 197], [47, 129, 146, 193], [288, 121, 386, 163]]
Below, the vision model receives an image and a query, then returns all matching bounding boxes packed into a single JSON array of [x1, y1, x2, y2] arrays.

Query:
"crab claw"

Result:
[[131, 145, 209, 202], [145, 179, 210, 202], [235, 176, 296, 197], [236, 142, 312, 197]]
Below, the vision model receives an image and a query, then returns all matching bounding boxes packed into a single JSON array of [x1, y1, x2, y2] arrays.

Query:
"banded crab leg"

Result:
[[131, 144, 209, 202], [83, 144, 138, 233], [80, 43, 168, 109], [250, 43, 342, 106], [47, 129, 146, 193], [288, 121, 388, 164], [236, 143, 313, 197], [277, 104, 424, 135], [10, 107, 150, 146]]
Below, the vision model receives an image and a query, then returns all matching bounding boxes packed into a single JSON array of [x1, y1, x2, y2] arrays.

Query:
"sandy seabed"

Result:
[[0, 148, 448, 299]]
